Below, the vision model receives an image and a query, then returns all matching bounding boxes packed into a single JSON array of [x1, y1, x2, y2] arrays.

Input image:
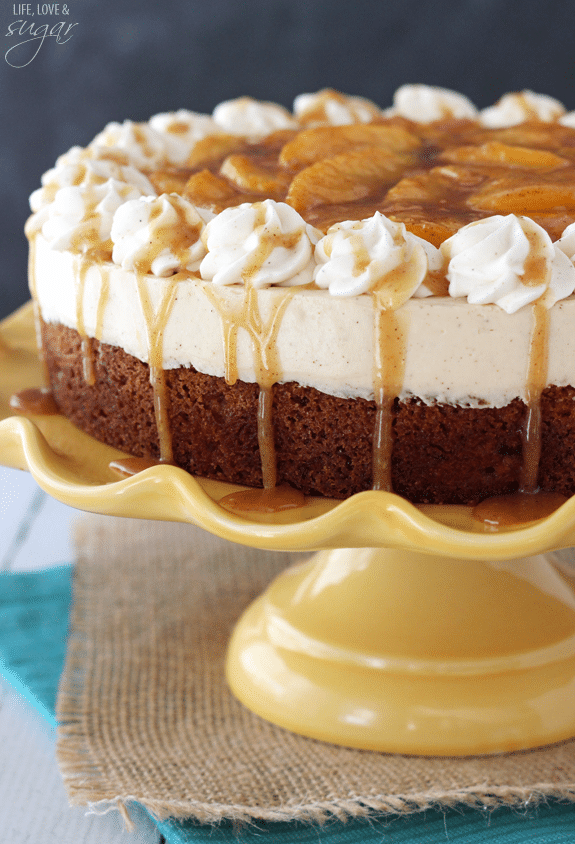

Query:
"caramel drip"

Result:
[[201, 285, 240, 385], [257, 386, 277, 488], [10, 387, 59, 416], [94, 266, 111, 342], [372, 298, 406, 491], [519, 301, 549, 492], [67, 193, 116, 385], [200, 204, 302, 489], [218, 484, 305, 513], [512, 220, 552, 493], [472, 491, 566, 528], [27, 236, 50, 385], [109, 456, 164, 477], [202, 278, 295, 488], [244, 283, 296, 488], [522, 225, 552, 289], [242, 283, 295, 387], [74, 255, 96, 385], [135, 274, 179, 463], [369, 238, 419, 491]]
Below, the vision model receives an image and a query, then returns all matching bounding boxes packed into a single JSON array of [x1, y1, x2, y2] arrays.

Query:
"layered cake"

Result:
[[23, 85, 575, 505]]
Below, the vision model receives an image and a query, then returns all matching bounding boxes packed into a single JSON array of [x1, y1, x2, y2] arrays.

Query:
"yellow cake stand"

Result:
[[2, 303, 575, 756]]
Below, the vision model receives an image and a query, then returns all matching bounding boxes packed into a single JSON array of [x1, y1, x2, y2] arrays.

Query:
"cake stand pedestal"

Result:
[[2, 302, 575, 757], [227, 546, 575, 755]]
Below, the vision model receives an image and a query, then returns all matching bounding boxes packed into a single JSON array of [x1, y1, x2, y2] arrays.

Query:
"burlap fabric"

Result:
[[56, 514, 575, 826]]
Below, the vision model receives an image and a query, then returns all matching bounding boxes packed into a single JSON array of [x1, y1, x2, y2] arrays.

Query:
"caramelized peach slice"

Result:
[[185, 134, 248, 168], [220, 154, 291, 199], [526, 212, 575, 240], [440, 141, 569, 169], [255, 128, 299, 151], [183, 169, 242, 209], [468, 179, 575, 212], [148, 168, 191, 195], [486, 125, 571, 149], [286, 146, 410, 213], [280, 123, 420, 169], [385, 166, 486, 202]]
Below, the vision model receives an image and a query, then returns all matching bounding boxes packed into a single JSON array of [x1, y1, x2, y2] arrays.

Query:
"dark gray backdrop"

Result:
[[2, 0, 575, 319]]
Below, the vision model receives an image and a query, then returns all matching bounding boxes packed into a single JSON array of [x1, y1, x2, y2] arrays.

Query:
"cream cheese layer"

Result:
[[32, 234, 575, 408]]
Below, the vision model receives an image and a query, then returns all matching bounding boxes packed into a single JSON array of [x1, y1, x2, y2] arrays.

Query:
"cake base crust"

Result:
[[41, 320, 575, 505]]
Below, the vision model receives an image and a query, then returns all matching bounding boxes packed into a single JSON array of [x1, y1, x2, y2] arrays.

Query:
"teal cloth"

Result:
[[1, 566, 574, 843]]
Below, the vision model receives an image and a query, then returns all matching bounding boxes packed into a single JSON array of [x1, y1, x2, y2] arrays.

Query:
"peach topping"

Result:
[[147, 117, 575, 244]]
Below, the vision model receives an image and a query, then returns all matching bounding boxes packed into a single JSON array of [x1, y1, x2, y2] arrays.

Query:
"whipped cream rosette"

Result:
[[293, 89, 383, 126], [29, 178, 146, 253], [442, 215, 575, 313], [212, 97, 297, 138], [200, 200, 321, 287], [480, 90, 566, 128], [91, 120, 174, 169], [29, 146, 152, 212], [387, 84, 478, 122], [556, 222, 575, 262], [313, 212, 442, 300], [111, 194, 207, 276], [148, 110, 224, 165]]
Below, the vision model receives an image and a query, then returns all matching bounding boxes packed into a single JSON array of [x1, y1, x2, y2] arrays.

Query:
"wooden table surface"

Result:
[[0, 464, 163, 844]]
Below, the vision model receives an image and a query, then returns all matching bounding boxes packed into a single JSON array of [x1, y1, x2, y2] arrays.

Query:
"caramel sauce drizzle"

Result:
[[231, 283, 295, 489], [201, 285, 241, 386], [372, 302, 406, 491], [74, 254, 96, 385], [472, 490, 566, 528], [129, 198, 204, 464], [203, 282, 296, 490], [201, 204, 301, 491], [520, 301, 549, 492], [135, 274, 179, 463], [257, 384, 277, 489], [369, 235, 420, 491], [27, 236, 51, 385], [94, 265, 111, 343], [518, 223, 552, 493], [473, 225, 554, 525], [218, 483, 305, 513]]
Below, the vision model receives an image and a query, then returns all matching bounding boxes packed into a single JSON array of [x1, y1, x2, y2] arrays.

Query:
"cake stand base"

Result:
[[226, 547, 575, 756]]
